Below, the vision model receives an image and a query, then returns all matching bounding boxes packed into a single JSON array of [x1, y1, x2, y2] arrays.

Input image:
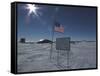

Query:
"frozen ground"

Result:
[[17, 42, 96, 72]]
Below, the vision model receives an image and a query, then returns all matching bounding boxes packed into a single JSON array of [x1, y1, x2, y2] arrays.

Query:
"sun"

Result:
[[26, 4, 39, 16]]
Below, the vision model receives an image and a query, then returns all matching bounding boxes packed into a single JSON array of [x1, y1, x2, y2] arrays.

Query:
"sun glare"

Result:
[[26, 4, 39, 16]]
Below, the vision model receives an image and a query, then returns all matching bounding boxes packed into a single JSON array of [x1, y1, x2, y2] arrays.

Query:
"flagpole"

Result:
[[50, 7, 58, 61], [50, 25, 54, 60]]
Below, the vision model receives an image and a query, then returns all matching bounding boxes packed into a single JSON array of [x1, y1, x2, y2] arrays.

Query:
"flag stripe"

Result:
[[54, 22, 64, 33]]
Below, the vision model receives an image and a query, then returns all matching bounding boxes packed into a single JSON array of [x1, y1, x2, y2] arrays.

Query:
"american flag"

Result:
[[54, 22, 64, 33]]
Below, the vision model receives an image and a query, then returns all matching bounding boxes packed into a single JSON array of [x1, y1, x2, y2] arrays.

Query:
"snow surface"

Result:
[[17, 42, 96, 72]]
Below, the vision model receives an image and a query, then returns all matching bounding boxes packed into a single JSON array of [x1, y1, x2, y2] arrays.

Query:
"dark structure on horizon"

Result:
[[20, 38, 25, 43], [37, 39, 53, 44]]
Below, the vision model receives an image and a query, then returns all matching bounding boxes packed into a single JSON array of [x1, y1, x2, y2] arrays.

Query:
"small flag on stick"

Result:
[[54, 22, 64, 33]]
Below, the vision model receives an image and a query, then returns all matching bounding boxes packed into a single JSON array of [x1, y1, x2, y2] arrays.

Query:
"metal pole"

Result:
[[50, 26, 54, 60], [57, 50, 60, 66], [50, 7, 58, 61], [67, 51, 70, 69]]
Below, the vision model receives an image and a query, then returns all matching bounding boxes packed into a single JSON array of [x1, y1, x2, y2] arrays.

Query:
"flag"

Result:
[[54, 22, 64, 33]]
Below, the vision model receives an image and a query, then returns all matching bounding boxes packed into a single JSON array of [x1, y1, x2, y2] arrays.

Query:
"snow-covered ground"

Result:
[[17, 42, 96, 72]]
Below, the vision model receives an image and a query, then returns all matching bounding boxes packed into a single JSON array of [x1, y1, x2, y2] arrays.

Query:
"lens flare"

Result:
[[26, 4, 39, 16]]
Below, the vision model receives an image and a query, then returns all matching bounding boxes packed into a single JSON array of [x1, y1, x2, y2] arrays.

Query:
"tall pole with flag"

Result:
[[50, 22, 54, 60], [50, 7, 58, 60], [50, 8, 64, 61]]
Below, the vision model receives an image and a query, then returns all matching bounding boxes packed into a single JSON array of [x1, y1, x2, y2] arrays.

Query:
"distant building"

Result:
[[20, 38, 25, 43], [37, 39, 53, 44]]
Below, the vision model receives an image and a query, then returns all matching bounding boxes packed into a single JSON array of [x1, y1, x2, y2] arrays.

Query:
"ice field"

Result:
[[17, 42, 96, 72]]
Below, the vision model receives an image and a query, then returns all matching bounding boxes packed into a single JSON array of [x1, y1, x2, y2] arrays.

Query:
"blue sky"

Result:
[[17, 4, 97, 42]]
